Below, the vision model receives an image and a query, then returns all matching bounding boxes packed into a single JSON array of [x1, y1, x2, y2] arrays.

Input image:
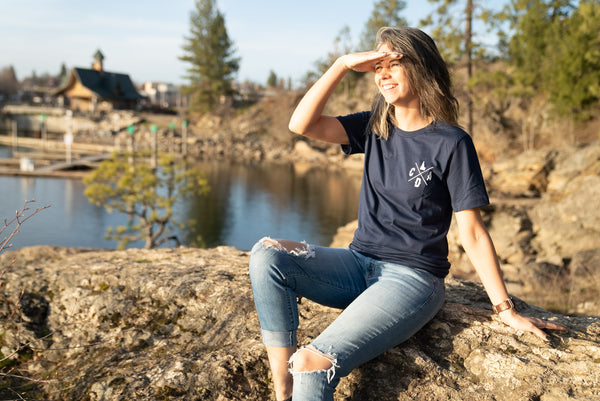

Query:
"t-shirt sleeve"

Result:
[[336, 111, 371, 155], [446, 135, 490, 212]]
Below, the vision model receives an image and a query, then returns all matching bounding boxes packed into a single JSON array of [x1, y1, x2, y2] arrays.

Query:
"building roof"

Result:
[[54, 68, 143, 101], [75, 68, 143, 100]]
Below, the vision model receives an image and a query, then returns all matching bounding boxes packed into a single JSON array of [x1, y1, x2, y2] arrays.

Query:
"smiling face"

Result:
[[374, 43, 419, 108]]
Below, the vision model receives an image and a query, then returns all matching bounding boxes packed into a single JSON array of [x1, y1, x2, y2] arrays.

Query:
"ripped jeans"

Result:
[[249, 237, 446, 401]]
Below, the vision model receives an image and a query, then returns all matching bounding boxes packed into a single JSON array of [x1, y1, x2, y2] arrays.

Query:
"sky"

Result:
[[1, 0, 475, 87]]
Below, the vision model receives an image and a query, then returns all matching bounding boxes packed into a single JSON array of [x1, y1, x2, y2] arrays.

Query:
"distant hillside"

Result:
[[200, 65, 600, 163]]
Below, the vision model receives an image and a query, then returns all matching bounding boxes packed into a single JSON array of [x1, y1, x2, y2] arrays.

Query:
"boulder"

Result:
[[446, 142, 600, 315], [292, 140, 328, 164], [0, 246, 598, 401], [545, 142, 600, 193], [529, 174, 600, 263], [485, 149, 552, 196], [568, 248, 600, 315]]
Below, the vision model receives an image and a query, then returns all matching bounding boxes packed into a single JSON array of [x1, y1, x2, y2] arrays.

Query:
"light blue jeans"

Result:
[[249, 238, 446, 401]]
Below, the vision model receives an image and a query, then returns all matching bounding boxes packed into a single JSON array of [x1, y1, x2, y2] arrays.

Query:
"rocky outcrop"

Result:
[[0, 246, 599, 400]]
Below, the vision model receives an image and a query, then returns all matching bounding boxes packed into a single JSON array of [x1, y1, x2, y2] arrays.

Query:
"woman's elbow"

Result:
[[288, 117, 308, 136], [288, 121, 303, 136]]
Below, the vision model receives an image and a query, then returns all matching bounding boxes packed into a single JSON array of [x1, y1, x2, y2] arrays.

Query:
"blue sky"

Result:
[[0, 1, 488, 86]]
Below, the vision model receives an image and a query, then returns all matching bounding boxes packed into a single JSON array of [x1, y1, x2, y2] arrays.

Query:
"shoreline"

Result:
[[0, 132, 366, 180]]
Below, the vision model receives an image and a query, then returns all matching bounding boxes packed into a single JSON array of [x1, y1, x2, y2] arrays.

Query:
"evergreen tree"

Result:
[[0, 66, 19, 97], [312, 26, 354, 73], [421, 0, 504, 134], [266, 70, 278, 88], [502, 0, 572, 93], [359, 0, 408, 50], [58, 62, 68, 86], [179, 0, 240, 112], [504, 0, 599, 120], [421, 0, 475, 65], [547, 1, 600, 119], [307, 25, 362, 93]]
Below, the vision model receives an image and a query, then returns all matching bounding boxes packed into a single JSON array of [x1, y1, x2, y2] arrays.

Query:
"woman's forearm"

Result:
[[288, 51, 395, 143], [462, 228, 510, 305], [455, 209, 509, 305], [455, 208, 566, 340], [288, 58, 349, 141]]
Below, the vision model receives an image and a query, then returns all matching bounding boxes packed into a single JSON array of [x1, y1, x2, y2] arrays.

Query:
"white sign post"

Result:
[[11, 120, 17, 153], [64, 110, 73, 164], [41, 113, 47, 151]]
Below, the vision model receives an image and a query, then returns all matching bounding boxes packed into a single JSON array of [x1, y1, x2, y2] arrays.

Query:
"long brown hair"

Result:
[[369, 27, 459, 139]]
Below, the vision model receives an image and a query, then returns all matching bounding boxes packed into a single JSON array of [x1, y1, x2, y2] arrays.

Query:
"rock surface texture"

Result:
[[0, 246, 599, 400]]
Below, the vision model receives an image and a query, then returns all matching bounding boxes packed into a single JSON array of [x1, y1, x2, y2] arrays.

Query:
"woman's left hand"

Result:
[[498, 309, 567, 341]]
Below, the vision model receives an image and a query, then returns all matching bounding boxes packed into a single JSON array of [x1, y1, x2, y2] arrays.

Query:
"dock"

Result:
[[0, 134, 114, 178], [0, 154, 111, 178], [0, 135, 116, 153]]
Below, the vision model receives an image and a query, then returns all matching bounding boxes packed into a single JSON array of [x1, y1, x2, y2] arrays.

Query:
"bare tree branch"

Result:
[[0, 200, 51, 255]]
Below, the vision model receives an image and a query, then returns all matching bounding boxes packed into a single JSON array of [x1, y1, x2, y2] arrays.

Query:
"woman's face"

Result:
[[374, 43, 418, 108]]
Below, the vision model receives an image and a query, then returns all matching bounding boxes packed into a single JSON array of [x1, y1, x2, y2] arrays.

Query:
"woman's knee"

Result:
[[249, 237, 313, 273], [289, 346, 336, 373], [253, 237, 313, 256], [249, 237, 287, 280], [250, 237, 278, 265]]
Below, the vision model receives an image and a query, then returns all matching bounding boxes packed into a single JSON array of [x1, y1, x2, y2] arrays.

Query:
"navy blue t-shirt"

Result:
[[337, 111, 489, 278]]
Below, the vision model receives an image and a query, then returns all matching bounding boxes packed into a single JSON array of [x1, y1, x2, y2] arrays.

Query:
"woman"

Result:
[[249, 27, 565, 401]]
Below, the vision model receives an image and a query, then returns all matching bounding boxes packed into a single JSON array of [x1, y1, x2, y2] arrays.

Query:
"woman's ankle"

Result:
[[274, 375, 292, 400]]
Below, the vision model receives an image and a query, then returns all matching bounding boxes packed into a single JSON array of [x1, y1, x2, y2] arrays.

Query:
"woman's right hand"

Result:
[[338, 51, 402, 73]]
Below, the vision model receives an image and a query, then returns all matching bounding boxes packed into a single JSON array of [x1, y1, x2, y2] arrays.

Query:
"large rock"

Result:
[[545, 142, 600, 193], [567, 248, 600, 315], [445, 142, 600, 315], [529, 174, 600, 263], [0, 246, 598, 401], [484, 149, 553, 196]]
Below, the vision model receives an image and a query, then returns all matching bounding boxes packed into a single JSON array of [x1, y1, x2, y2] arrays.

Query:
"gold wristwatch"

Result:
[[492, 297, 515, 314]]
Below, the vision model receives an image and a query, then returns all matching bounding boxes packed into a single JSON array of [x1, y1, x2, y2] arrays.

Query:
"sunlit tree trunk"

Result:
[[465, 0, 474, 135]]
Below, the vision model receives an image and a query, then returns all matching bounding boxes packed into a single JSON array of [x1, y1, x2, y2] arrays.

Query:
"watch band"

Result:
[[492, 297, 515, 314]]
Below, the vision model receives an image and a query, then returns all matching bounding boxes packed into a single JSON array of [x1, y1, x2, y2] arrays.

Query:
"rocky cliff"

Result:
[[0, 245, 599, 400]]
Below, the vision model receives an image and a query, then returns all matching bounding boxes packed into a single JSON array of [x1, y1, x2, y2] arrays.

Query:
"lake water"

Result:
[[0, 147, 361, 251]]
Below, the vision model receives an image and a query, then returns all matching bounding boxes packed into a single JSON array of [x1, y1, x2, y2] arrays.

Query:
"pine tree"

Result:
[[359, 0, 408, 50], [503, 0, 571, 92], [179, 0, 240, 112], [420, 0, 505, 135], [504, 0, 599, 120], [0, 66, 19, 97], [547, 1, 600, 120], [266, 70, 278, 88], [307, 26, 362, 93]]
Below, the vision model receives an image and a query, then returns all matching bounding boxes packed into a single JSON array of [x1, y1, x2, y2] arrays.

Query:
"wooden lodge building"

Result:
[[54, 50, 143, 112]]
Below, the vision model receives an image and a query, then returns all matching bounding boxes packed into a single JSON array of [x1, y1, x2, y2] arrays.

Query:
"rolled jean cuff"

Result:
[[261, 329, 297, 347]]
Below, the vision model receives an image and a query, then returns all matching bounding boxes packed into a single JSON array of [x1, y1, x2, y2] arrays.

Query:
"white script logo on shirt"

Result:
[[408, 161, 433, 188]]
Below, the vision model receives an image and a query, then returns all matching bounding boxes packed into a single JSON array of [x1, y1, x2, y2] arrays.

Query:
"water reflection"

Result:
[[0, 175, 125, 249], [0, 158, 361, 251], [184, 160, 361, 250]]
